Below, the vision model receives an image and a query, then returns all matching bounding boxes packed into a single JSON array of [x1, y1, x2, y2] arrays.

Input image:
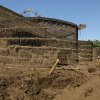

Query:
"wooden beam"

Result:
[[49, 59, 59, 75]]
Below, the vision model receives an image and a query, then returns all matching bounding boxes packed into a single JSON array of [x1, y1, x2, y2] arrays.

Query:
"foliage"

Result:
[[92, 40, 100, 47]]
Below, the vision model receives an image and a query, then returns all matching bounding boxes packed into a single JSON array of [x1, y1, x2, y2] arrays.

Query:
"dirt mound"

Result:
[[0, 67, 87, 100], [39, 70, 87, 89], [54, 75, 100, 100], [88, 67, 97, 73], [0, 73, 54, 100]]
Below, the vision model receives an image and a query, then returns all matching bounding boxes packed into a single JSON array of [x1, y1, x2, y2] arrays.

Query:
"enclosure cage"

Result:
[[0, 5, 79, 65]]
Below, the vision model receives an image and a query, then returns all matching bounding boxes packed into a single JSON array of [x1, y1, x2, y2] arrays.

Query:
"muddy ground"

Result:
[[0, 61, 100, 100]]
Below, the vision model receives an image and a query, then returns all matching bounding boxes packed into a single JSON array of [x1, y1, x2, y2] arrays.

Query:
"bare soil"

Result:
[[0, 61, 100, 100]]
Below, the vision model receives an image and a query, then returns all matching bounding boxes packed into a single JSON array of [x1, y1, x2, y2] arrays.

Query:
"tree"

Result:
[[92, 40, 100, 47]]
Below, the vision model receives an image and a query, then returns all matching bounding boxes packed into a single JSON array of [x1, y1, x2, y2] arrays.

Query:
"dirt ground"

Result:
[[0, 61, 100, 100]]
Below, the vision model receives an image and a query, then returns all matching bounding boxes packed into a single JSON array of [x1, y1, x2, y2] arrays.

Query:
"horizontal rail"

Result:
[[0, 38, 77, 43]]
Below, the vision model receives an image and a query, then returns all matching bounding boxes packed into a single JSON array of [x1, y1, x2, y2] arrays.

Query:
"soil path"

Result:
[[54, 75, 100, 100]]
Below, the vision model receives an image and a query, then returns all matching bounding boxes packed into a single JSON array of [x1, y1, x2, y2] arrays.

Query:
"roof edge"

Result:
[[27, 17, 78, 27], [0, 5, 23, 17]]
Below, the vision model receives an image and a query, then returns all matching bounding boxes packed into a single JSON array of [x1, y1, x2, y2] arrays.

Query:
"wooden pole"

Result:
[[49, 59, 59, 75]]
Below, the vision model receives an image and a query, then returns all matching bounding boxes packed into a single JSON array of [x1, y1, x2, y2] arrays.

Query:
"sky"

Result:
[[0, 0, 100, 40]]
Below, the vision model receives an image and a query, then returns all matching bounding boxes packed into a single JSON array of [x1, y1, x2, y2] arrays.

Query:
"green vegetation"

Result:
[[92, 40, 100, 47]]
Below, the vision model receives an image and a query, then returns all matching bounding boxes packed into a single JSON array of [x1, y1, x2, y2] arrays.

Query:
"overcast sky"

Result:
[[0, 0, 100, 40]]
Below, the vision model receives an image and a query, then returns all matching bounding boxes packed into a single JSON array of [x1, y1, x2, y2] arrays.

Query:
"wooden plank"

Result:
[[49, 59, 59, 75]]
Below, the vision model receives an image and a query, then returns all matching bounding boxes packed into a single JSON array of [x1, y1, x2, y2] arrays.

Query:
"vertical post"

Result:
[[92, 47, 97, 62], [45, 28, 47, 38]]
